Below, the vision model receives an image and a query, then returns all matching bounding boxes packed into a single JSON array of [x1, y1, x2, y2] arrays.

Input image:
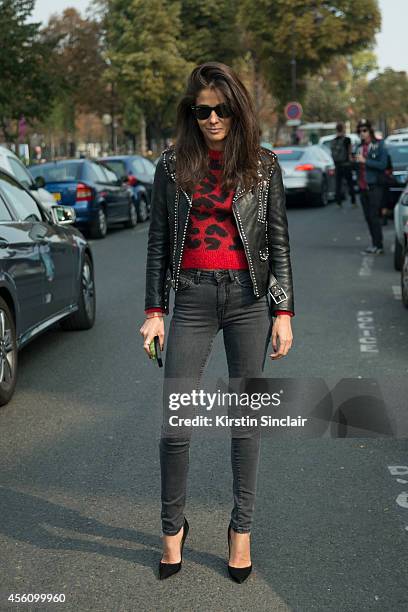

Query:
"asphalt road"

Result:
[[0, 197, 407, 612]]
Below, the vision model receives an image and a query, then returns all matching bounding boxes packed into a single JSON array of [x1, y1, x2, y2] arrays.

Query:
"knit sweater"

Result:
[[145, 147, 293, 317], [180, 148, 248, 269]]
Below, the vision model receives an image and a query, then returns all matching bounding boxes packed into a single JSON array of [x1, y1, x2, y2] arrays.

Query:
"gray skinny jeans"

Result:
[[160, 268, 273, 535]]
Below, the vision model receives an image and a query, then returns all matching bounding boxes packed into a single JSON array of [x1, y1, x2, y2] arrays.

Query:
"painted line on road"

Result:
[[392, 285, 402, 300], [387, 465, 408, 532], [359, 255, 374, 277], [356, 310, 378, 353]]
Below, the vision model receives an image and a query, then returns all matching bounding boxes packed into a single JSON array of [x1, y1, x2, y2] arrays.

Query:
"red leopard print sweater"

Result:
[[180, 148, 248, 269]]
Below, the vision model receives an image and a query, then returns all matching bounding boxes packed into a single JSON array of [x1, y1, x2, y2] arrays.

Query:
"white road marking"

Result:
[[388, 466, 408, 476], [387, 466, 408, 532], [392, 285, 402, 300], [359, 255, 374, 277], [396, 492, 408, 509], [356, 311, 378, 353]]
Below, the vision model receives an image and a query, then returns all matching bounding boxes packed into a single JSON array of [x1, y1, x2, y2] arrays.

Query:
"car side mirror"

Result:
[[34, 175, 46, 189], [50, 205, 76, 225]]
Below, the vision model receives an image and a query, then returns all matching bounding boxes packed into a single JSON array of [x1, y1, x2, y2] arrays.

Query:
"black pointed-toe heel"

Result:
[[158, 517, 189, 580], [227, 525, 252, 583]]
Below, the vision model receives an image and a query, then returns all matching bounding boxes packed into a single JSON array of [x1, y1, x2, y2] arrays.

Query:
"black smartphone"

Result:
[[153, 335, 163, 368]]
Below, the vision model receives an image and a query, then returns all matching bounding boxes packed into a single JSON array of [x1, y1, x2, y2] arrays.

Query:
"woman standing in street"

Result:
[[140, 62, 294, 582]]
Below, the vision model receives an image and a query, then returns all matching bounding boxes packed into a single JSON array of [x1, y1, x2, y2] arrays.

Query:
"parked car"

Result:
[[0, 145, 56, 211], [319, 133, 361, 155], [29, 159, 135, 239], [385, 132, 408, 145], [273, 145, 336, 206], [402, 231, 408, 308], [98, 155, 156, 222], [0, 169, 95, 405], [385, 144, 408, 211], [393, 186, 408, 271]]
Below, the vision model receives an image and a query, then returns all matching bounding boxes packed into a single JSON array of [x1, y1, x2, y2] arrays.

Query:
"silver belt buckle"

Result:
[[268, 283, 287, 305]]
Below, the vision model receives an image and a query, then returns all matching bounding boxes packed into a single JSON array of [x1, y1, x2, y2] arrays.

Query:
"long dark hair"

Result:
[[174, 62, 262, 194]]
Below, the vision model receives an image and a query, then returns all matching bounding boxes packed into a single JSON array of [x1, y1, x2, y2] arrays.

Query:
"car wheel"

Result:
[[90, 207, 107, 239], [124, 199, 138, 228], [137, 197, 149, 223], [60, 254, 96, 330], [0, 298, 18, 406], [394, 236, 403, 271], [315, 178, 329, 207], [402, 246, 408, 309]]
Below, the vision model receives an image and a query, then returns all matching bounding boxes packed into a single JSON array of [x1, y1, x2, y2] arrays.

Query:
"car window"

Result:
[[0, 194, 13, 221], [29, 162, 81, 182], [90, 162, 109, 183], [101, 165, 119, 183], [314, 147, 331, 163], [102, 160, 127, 179], [7, 157, 33, 189], [141, 158, 156, 178], [0, 174, 42, 222], [388, 146, 408, 165], [131, 158, 146, 176]]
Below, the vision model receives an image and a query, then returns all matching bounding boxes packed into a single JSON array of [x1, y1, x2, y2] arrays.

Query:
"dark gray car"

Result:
[[0, 169, 96, 406]]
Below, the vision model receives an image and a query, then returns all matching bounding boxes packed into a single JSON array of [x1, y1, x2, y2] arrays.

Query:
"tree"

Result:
[[43, 9, 108, 120], [0, 0, 56, 143], [358, 69, 408, 133], [103, 0, 194, 150], [239, 0, 381, 114], [179, 0, 239, 65]]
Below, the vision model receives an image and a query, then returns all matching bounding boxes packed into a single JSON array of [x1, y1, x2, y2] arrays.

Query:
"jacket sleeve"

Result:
[[144, 156, 170, 312], [266, 158, 295, 315], [365, 141, 388, 171]]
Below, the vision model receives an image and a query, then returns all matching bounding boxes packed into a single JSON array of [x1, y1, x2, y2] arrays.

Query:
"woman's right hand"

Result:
[[139, 316, 165, 357]]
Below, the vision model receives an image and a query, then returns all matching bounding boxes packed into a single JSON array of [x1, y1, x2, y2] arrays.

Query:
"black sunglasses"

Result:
[[191, 103, 233, 120], [358, 128, 369, 133]]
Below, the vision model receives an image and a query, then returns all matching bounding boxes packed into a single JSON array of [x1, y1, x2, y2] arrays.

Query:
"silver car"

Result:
[[394, 186, 408, 271], [0, 146, 56, 215], [273, 145, 336, 206]]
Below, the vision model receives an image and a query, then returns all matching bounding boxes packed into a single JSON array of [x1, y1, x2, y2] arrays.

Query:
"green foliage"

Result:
[[239, 0, 381, 108], [179, 0, 240, 64], [105, 0, 193, 132], [359, 69, 408, 129], [42, 9, 108, 116], [0, 0, 56, 141]]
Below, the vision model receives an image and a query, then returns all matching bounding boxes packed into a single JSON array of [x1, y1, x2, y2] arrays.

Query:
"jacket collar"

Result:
[[162, 145, 277, 200]]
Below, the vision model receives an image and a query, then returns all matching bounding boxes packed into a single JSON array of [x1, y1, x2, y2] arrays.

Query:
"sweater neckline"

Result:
[[208, 148, 223, 159]]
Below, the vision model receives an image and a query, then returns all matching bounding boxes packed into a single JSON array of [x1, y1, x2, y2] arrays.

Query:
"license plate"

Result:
[[53, 192, 61, 202]]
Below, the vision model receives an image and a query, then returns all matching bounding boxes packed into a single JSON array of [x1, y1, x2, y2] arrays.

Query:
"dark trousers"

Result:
[[160, 268, 272, 535], [335, 163, 355, 204], [360, 186, 384, 249]]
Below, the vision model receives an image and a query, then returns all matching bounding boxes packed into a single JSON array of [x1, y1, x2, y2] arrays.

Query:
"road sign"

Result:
[[285, 102, 303, 121], [286, 119, 301, 127]]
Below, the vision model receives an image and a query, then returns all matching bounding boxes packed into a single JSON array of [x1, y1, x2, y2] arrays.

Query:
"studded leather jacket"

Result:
[[144, 145, 294, 316]]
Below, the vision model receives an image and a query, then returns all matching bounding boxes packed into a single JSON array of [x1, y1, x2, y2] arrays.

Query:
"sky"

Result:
[[31, 0, 408, 74]]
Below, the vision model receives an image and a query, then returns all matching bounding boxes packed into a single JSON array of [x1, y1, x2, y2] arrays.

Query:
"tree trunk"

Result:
[[140, 114, 147, 155]]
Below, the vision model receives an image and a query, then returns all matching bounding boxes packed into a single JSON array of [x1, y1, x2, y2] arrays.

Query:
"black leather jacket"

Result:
[[144, 145, 294, 316]]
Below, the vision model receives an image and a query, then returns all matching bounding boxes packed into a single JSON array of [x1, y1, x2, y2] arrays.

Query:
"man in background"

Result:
[[330, 122, 356, 208], [355, 118, 388, 255]]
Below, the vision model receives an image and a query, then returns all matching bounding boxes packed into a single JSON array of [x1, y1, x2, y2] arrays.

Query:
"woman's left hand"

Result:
[[270, 315, 293, 359]]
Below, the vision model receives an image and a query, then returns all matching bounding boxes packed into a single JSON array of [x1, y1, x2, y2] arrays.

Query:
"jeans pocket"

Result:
[[177, 272, 195, 291], [235, 272, 253, 288]]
